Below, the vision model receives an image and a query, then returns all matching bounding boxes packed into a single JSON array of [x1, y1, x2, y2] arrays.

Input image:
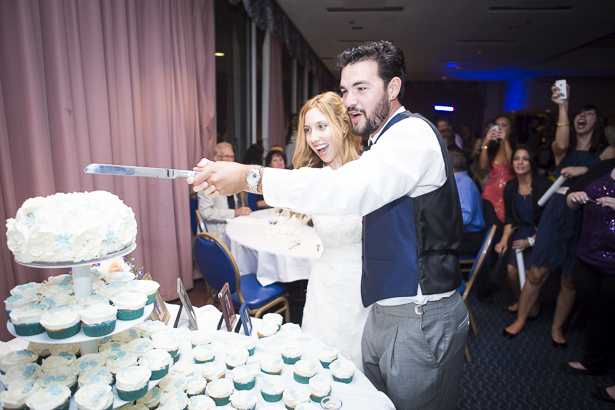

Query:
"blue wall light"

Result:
[[434, 105, 455, 112]]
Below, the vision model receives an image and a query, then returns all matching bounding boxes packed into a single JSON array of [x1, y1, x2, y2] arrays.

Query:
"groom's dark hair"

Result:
[[336, 40, 406, 102]]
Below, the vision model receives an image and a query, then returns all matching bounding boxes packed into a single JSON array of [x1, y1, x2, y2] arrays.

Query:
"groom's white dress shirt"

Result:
[[263, 107, 456, 306]]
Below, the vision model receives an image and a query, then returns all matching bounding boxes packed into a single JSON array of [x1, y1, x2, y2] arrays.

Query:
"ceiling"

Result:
[[276, 0, 615, 82]]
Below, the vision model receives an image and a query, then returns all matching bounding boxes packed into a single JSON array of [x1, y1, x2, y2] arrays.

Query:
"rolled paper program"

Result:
[[516, 249, 526, 289], [537, 175, 566, 207]]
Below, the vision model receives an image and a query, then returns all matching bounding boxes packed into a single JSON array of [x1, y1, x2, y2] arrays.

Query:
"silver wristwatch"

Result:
[[246, 165, 263, 193], [527, 236, 535, 247]]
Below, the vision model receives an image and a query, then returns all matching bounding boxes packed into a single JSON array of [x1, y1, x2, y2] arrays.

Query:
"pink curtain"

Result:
[[0, 0, 215, 341], [268, 37, 285, 148]]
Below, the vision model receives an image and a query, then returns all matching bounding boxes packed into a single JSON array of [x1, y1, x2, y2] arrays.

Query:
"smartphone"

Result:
[[555, 79, 567, 100], [490, 125, 499, 140], [586, 198, 598, 204]]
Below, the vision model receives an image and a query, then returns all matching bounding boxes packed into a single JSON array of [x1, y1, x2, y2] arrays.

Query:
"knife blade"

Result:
[[84, 164, 198, 179]]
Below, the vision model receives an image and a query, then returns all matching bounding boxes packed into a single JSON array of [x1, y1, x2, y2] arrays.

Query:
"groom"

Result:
[[189, 40, 468, 410]]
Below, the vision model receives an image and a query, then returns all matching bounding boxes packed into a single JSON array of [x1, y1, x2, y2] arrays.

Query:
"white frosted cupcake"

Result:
[[224, 347, 248, 370], [9, 303, 47, 336], [256, 322, 278, 339], [170, 363, 193, 378], [126, 338, 154, 357], [138, 349, 172, 380], [38, 369, 78, 395], [192, 344, 215, 364], [231, 365, 256, 391], [317, 346, 338, 369], [205, 378, 233, 407], [78, 368, 114, 388], [105, 351, 138, 376], [185, 375, 207, 397], [259, 375, 285, 403], [124, 280, 160, 305], [279, 323, 302, 334], [229, 391, 257, 410], [259, 354, 283, 375], [115, 366, 152, 401], [150, 330, 180, 359], [27, 344, 50, 360], [98, 342, 126, 356], [39, 305, 81, 339], [77, 294, 110, 309], [160, 390, 189, 410], [0, 363, 40, 389], [111, 328, 143, 343], [39, 295, 75, 310], [26, 383, 71, 410], [48, 344, 80, 357], [104, 272, 136, 284], [292, 360, 317, 384], [80, 305, 117, 337], [111, 292, 148, 321], [262, 313, 283, 329], [158, 375, 188, 393], [74, 383, 113, 410], [39, 284, 72, 298], [329, 359, 355, 384], [187, 395, 215, 410], [96, 283, 125, 299], [10, 283, 42, 297], [308, 375, 331, 403], [1, 378, 40, 410], [124, 405, 148, 410], [282, 386, 310, 410], [138, 320, 168, 338], [136, 386, 161, 410], [76, 353, 107, 374], [189, 332, 211, 348], [44, 274, 72, 286], [0, 350, 38, 375], [233, 336, 255, 356], [41, 353, 78, 375], [5, 294, 39, 320], [280, 341, 303, 365], [200, 361, 226, 382]]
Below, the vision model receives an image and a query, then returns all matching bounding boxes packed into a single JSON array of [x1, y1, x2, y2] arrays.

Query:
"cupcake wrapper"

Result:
[[150, 365, 170, 380], [45, 322, 81, 339], [293, 373, 313, 384], [310, 390, 331, 403], [261, 369, 282, 376], [104, 405, 113, 410], [169, 349, 179, 358], [194, 358, 215, 364], [69, 382, 78, 396], [187, 388, 206, 397], [82, 320, 116, 337], [233, 379, 255, 390], [146, 294, 156, 305], [281, 355, 300, 365], [173, 353, 181, 363], [209, 396, 230, 406], [332, 375, 353, 384], [13, 322, 45, 336], [319, 360, 335, 369], [54, 400, 70, 410], [117, 307, 144, 321], [261, 391, 283, 402], [117, 384, 149, 401], [5, 310, 11, 322], [247, 347, 255, 356]]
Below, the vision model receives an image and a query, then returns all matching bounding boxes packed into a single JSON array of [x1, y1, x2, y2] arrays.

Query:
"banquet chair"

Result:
[[189, 193, 199, 236], [458, 224, 496, 362], [193, 232, 290, 322]]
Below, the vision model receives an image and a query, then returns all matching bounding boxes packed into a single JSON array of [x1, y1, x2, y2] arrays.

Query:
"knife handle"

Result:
[[174, 170, 199, 178]]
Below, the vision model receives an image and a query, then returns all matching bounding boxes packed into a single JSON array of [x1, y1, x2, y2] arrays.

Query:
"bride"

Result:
[[292, 91, 370, 371]]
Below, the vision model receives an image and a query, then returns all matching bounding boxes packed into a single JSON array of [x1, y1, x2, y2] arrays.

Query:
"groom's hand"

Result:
[[187, 158, 250, 197]]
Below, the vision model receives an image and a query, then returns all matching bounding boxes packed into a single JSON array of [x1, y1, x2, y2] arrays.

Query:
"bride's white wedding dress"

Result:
[[301, 213, 371, 371]]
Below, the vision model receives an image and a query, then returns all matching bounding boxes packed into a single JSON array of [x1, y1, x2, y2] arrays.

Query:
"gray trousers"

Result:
[[362, 292, 469, 410]]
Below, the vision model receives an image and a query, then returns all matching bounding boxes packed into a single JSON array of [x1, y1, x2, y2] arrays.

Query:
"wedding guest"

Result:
[[189, 40, 468, 410], [197, 142, 251, 240], [494, 146, 551, 315], [479, 113, 516, 223], [559, 158, 615, 404], [254, 150, 288, 209], [503, 84, 609, 348], [437, 116, 462, 149]]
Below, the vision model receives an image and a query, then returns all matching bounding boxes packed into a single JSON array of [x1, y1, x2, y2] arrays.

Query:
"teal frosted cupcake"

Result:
[[292, 360, 317, 384], [259, 375, 285, 402], [231, 365, 257, 391], [111, 292, 148, 320], [74, 383, 114, 410], [9, 303, 47, 336], [205, 379, 233, 406], [39, 305, 81, 339], [329, 359, 355, 384], [115, 366, 152, 401], [280, 341, 302, 365], [26, 383, 71, 410], [80, 304, 117, 337], [138, 349, 172, 381]]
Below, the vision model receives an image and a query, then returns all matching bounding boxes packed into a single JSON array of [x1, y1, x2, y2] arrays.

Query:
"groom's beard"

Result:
[[350, 93, 390, 138]]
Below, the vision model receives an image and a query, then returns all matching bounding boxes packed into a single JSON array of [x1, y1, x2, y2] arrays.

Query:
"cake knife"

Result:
[[84, 163, 198, 179]]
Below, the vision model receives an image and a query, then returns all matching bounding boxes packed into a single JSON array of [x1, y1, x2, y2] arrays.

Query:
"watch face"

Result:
[[247, 170, 260, 185]]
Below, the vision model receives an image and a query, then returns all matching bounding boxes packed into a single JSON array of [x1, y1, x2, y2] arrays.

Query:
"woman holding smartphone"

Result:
[[479, 113, 516, 223]]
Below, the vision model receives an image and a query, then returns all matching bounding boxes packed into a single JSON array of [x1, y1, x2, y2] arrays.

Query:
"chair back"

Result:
[[189, 194, 198, 235], [193, 233, 243, 301], [460, 224, 496, 299]]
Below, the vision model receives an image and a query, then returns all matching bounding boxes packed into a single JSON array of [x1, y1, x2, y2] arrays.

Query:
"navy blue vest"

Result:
[[361, 111, 463, 307]]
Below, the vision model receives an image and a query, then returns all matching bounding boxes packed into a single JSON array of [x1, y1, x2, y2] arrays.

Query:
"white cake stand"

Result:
[[11, 243, 145, 354]]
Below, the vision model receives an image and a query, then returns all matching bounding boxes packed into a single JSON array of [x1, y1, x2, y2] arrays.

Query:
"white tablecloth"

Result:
[[225, 211, 322, 286]]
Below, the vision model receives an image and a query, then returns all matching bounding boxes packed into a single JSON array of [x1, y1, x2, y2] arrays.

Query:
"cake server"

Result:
[[84, 163, 198, 179]]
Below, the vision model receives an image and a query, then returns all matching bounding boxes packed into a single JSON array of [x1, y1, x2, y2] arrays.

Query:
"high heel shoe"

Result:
[[552, 339, 567, 350], [502, 328, 521, 339], [593, 386, 615, 403]]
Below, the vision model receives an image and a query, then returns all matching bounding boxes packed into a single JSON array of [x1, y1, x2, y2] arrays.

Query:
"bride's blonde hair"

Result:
[[292, 92, 361, 169]]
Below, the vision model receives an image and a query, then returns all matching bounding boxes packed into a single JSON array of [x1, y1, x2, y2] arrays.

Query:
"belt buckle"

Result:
[[414, 304, 425, 315]]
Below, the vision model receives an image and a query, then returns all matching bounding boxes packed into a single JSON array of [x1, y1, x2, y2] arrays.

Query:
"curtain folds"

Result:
[[0, 0, 215, 341], [268, 37, 285, 149]]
